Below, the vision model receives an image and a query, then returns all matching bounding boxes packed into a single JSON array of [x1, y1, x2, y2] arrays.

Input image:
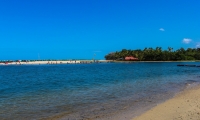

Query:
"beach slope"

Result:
[[133, 85, 200, 120]]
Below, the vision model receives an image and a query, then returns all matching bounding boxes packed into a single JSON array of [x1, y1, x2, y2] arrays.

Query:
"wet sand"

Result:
[[132, 84, 200, 120]]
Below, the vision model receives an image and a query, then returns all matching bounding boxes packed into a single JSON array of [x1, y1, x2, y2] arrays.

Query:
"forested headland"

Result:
[[105, 47, 200, 61]]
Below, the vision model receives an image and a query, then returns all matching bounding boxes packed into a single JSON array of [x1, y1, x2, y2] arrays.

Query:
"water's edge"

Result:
[[46, 76, 200, 120]]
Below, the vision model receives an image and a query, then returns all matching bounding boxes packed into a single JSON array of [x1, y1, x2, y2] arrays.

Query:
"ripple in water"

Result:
[[0, 62, 200, 120]]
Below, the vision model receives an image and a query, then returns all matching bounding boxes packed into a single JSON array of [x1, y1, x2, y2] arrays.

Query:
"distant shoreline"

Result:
[[0, 60, 113, 65], [0, 60, 199, 65]]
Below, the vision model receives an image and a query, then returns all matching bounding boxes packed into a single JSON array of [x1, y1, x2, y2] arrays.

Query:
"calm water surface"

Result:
[[0, 62, 200, 120]]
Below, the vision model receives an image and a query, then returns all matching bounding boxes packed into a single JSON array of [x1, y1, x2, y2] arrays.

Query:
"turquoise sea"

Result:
[[0, 62, 200, 120]]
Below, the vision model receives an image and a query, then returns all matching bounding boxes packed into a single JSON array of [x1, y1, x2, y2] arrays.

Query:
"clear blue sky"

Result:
[[0, 0, 200, 60]]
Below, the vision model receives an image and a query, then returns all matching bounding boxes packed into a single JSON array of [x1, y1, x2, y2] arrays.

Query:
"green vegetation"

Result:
[[105, 47, 200, 61]]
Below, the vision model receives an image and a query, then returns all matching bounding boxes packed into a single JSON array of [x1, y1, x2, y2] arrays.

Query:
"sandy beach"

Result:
[[132, 84, 200, 120], [0, 61, 81, 65], [0, 60, 113, 65]]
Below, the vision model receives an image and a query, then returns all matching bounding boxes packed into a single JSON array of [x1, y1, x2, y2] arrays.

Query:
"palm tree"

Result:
[[168, 47, 173, 52]]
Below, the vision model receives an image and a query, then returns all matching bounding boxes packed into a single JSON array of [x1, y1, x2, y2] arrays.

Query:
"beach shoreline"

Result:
[[132, 83, 200, 120], [42, 80, 200, 120], [43, 83, 200, 120]]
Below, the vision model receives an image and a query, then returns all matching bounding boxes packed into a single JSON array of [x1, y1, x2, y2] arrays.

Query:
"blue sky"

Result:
[[0, 0, 200, 60]]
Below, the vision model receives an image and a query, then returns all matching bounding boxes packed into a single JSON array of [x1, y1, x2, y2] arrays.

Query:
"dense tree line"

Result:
[[105, 47, 200, 61]]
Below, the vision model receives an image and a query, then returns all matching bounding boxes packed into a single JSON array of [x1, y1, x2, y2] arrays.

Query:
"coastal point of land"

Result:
[[0, 60, 112, 65], [132, 85, 200, 120]]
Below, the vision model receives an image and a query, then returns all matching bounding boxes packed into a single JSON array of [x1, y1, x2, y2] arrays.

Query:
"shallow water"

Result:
[[0, 62, 200, 120]]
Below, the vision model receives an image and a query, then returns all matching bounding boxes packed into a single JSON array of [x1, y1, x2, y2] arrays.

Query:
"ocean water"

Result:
[[0, 62, 200, 120]]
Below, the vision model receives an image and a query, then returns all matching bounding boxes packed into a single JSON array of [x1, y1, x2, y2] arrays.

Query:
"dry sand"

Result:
[[0, 60, 111, 65], [0, 60, 81, 65], [132, 85, 200, 120]]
